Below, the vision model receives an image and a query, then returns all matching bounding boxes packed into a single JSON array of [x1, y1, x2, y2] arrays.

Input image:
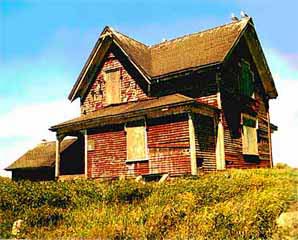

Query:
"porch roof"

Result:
[[50, 94, 218, 134]]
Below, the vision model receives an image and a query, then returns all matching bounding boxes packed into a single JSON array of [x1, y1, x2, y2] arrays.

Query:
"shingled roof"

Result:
[[5, 139, 77, 170], [69, 18, 253, 100], [69, 17, 277, 101], [114, 18, 250, 77]]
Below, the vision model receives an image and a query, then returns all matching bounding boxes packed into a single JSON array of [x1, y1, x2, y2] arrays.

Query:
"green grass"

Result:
[[0, 168, 297, 239]]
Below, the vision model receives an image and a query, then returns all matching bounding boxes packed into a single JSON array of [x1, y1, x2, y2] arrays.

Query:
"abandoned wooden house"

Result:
[[6, 16, 278, 180]]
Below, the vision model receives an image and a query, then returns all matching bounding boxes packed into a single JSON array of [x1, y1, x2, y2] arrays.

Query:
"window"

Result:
[[242, 114, 258, 155], [125, 120, 147, 161], [240, 61, 254, 97], [104, 69, 121, 104]]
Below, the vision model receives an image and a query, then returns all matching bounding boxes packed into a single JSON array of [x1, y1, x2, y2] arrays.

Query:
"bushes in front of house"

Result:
[[0, 168, 297, 239]]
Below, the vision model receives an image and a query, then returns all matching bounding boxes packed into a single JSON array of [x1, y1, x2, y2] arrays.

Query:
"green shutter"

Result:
[[240, 62, 254, 97]]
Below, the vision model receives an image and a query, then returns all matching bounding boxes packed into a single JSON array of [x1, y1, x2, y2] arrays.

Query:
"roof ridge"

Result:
[[149, 18, 250, 49], [111, 28, 150, 48]]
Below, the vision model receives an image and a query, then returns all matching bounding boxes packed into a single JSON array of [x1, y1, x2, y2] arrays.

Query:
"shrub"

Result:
[[104, 180, 153, 203], [23, 205, 64, 227], [275, 162, 291, 169], [0, 169, 296, 239]]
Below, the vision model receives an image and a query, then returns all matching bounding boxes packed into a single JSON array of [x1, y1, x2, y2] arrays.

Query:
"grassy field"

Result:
[[0, 168, 297, 239]]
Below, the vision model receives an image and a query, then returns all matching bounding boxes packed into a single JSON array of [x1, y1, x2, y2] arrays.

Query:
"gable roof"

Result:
[[69, 17, 277, 101], [5, 139, 77, 170]]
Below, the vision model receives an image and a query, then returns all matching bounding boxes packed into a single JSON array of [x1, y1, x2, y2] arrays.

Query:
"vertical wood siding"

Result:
[[81, 52, 149, 114]]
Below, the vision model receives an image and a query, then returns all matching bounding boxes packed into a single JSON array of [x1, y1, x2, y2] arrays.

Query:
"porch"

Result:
[[55, 132, 86, 180]]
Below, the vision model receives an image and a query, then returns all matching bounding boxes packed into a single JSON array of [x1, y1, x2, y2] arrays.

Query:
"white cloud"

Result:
[[0, 100, 80, 177], [270, 77, 298, 167], [0, 100, 79, 138], [267, 49, 298, 167]]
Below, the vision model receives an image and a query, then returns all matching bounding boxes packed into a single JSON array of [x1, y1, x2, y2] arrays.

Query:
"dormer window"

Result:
[[104, 68, 121, 104], [240, 61, 254, 98]]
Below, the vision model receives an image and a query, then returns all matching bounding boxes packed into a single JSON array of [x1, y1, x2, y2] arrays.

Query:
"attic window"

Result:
[[240, 61, 254, 97], [104, 68, 121, 104], [242, 114, 258, 155]]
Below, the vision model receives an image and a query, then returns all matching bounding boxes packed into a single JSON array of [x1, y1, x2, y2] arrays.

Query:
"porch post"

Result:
[[215, 114, 226, 170], [188, 113, 197, 175], [55, 134, 64, 179], [215, 70, 225, 170], [84, 130, 88, 178]]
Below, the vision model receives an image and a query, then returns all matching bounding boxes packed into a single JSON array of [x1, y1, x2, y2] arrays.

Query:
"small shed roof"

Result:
[[5, 139, 76, 170]]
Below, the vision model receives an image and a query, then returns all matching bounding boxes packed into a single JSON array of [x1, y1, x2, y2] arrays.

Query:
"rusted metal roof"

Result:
[[5, 139, 76, 170]]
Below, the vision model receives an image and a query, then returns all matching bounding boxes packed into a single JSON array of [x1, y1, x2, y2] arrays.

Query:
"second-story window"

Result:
[[240, 61, 254, 98], [104, 68, 121, 104]]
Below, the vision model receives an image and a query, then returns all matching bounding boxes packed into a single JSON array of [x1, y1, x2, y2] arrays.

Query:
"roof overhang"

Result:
[[243, 28, 278, 99], [50, 95, 218, 135], [222, 19, 277, 99]]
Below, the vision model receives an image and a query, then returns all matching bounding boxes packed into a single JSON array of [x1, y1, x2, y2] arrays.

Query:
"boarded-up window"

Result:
[[105, 69, 121, 104], [126, 120, 147, 161], [242, 115, 258, 155]]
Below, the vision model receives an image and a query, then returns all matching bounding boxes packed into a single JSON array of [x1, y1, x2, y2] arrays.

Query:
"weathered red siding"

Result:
[[221, 36, 272, 169], [87, 125, 127, 178], [196, 94, 218, 108], [222, 92, 271, 169], [81, 52, 149, 114], [147, 114, 191, 176], [87, 115, 192, 178]]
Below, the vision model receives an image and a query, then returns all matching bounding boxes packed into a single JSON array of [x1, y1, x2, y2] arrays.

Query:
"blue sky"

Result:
[[1, 0, 298, 176]]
